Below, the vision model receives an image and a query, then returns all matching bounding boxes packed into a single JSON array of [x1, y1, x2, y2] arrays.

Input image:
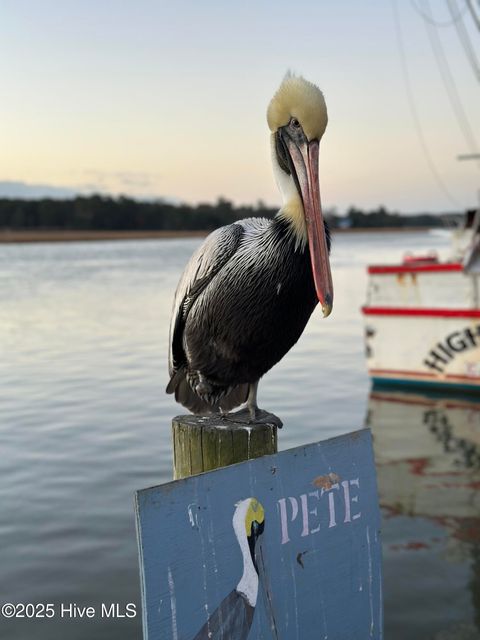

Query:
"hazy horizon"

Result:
[[0, 181, 469, 219]]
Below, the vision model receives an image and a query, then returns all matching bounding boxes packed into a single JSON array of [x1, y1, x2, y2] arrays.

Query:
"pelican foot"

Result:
[[248, 405, 261, 423], [221, 407, 283, 429]]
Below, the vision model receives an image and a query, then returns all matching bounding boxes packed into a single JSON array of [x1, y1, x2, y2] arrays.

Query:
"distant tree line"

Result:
[[0, 195, 453, 231], [341, 206, 451, 228]]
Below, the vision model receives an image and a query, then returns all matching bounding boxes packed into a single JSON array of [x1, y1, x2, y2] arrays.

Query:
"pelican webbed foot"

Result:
[[214, 407, 283, 428]]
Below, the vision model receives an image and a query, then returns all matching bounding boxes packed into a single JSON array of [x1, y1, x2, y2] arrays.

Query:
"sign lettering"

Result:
[[278, 477, 361, 544], [424, 324, 480, 373]]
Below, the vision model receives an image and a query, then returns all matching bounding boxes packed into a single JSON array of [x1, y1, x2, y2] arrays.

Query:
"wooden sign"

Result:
[[135, 429, 382, 639]]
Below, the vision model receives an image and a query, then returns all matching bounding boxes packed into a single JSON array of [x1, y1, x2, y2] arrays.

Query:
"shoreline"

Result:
[[0, 226, 441, 244], [0, 229, 209, 244]]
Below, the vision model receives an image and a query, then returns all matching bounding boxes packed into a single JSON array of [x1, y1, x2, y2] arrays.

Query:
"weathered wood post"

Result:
[[172, 409, 281, 479]]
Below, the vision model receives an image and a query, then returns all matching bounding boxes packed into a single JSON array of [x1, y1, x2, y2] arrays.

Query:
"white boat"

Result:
[[362, 210, 480, 392]]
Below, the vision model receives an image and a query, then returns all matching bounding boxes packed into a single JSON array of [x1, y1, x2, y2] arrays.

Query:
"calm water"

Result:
[[1, 230, 479, 639]]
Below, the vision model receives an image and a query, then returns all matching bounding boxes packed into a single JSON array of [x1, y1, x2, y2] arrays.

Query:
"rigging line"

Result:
[[447, 0, 480, 82], [466, 0, 480, 31], [392, 0, 462, 207], [420, 0, 480, 168], [411, 0, 468, 26]]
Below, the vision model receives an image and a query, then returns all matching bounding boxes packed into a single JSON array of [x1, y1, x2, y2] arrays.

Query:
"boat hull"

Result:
[[363, 262, 480, 391]]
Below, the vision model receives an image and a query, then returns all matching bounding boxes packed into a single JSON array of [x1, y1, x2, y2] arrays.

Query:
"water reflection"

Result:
[[0, 232, 459, 639], [367, 386, 480, 639]]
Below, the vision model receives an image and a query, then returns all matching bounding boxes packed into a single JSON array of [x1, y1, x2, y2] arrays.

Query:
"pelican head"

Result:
[[233, 498, 265, 607], [243, 498, 265, 561], [267, 73, 333, 317]]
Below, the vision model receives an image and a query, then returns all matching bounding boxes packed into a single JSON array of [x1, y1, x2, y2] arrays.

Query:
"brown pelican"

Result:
[[167, 73, 333, 418], [193, 498, 265, 640]]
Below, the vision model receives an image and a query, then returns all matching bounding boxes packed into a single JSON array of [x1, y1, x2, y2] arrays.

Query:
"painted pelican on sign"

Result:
[[167, 73, 333, 418], [193, 498, 265, 640]]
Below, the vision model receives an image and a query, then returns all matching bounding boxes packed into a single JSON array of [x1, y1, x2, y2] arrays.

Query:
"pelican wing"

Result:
[[167, 223, 244, 385], [192, 589, 254, 640]]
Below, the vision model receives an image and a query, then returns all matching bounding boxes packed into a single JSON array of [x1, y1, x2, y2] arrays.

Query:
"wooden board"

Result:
[[136, 429, 382, 640]]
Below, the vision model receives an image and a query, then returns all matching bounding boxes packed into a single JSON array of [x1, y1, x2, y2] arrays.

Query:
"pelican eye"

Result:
[[290, 117, 300, 129]]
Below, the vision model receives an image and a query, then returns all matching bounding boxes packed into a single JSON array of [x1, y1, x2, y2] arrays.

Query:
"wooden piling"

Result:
[[172, 409, 281, 480]]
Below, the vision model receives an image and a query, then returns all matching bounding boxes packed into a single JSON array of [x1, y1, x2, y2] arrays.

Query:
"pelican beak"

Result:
[[283, 134, 333, 317], [254, 525, 279, 634]]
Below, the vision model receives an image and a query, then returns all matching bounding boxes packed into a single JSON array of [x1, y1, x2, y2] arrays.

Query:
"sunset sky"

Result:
[[1, 0, 479, 213]]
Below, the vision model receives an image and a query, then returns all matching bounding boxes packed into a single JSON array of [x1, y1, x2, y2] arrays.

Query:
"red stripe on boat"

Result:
[[369, 368, 437, 378], [362, 307, 480, 318], [368, 263, 463, 274]]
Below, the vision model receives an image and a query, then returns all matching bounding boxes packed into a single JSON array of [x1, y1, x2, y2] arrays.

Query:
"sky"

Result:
[[1, 0, 479, 213]]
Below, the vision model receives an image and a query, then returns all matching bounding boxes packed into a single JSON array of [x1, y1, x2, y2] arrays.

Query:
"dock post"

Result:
[[172, 410, 281, 480]]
